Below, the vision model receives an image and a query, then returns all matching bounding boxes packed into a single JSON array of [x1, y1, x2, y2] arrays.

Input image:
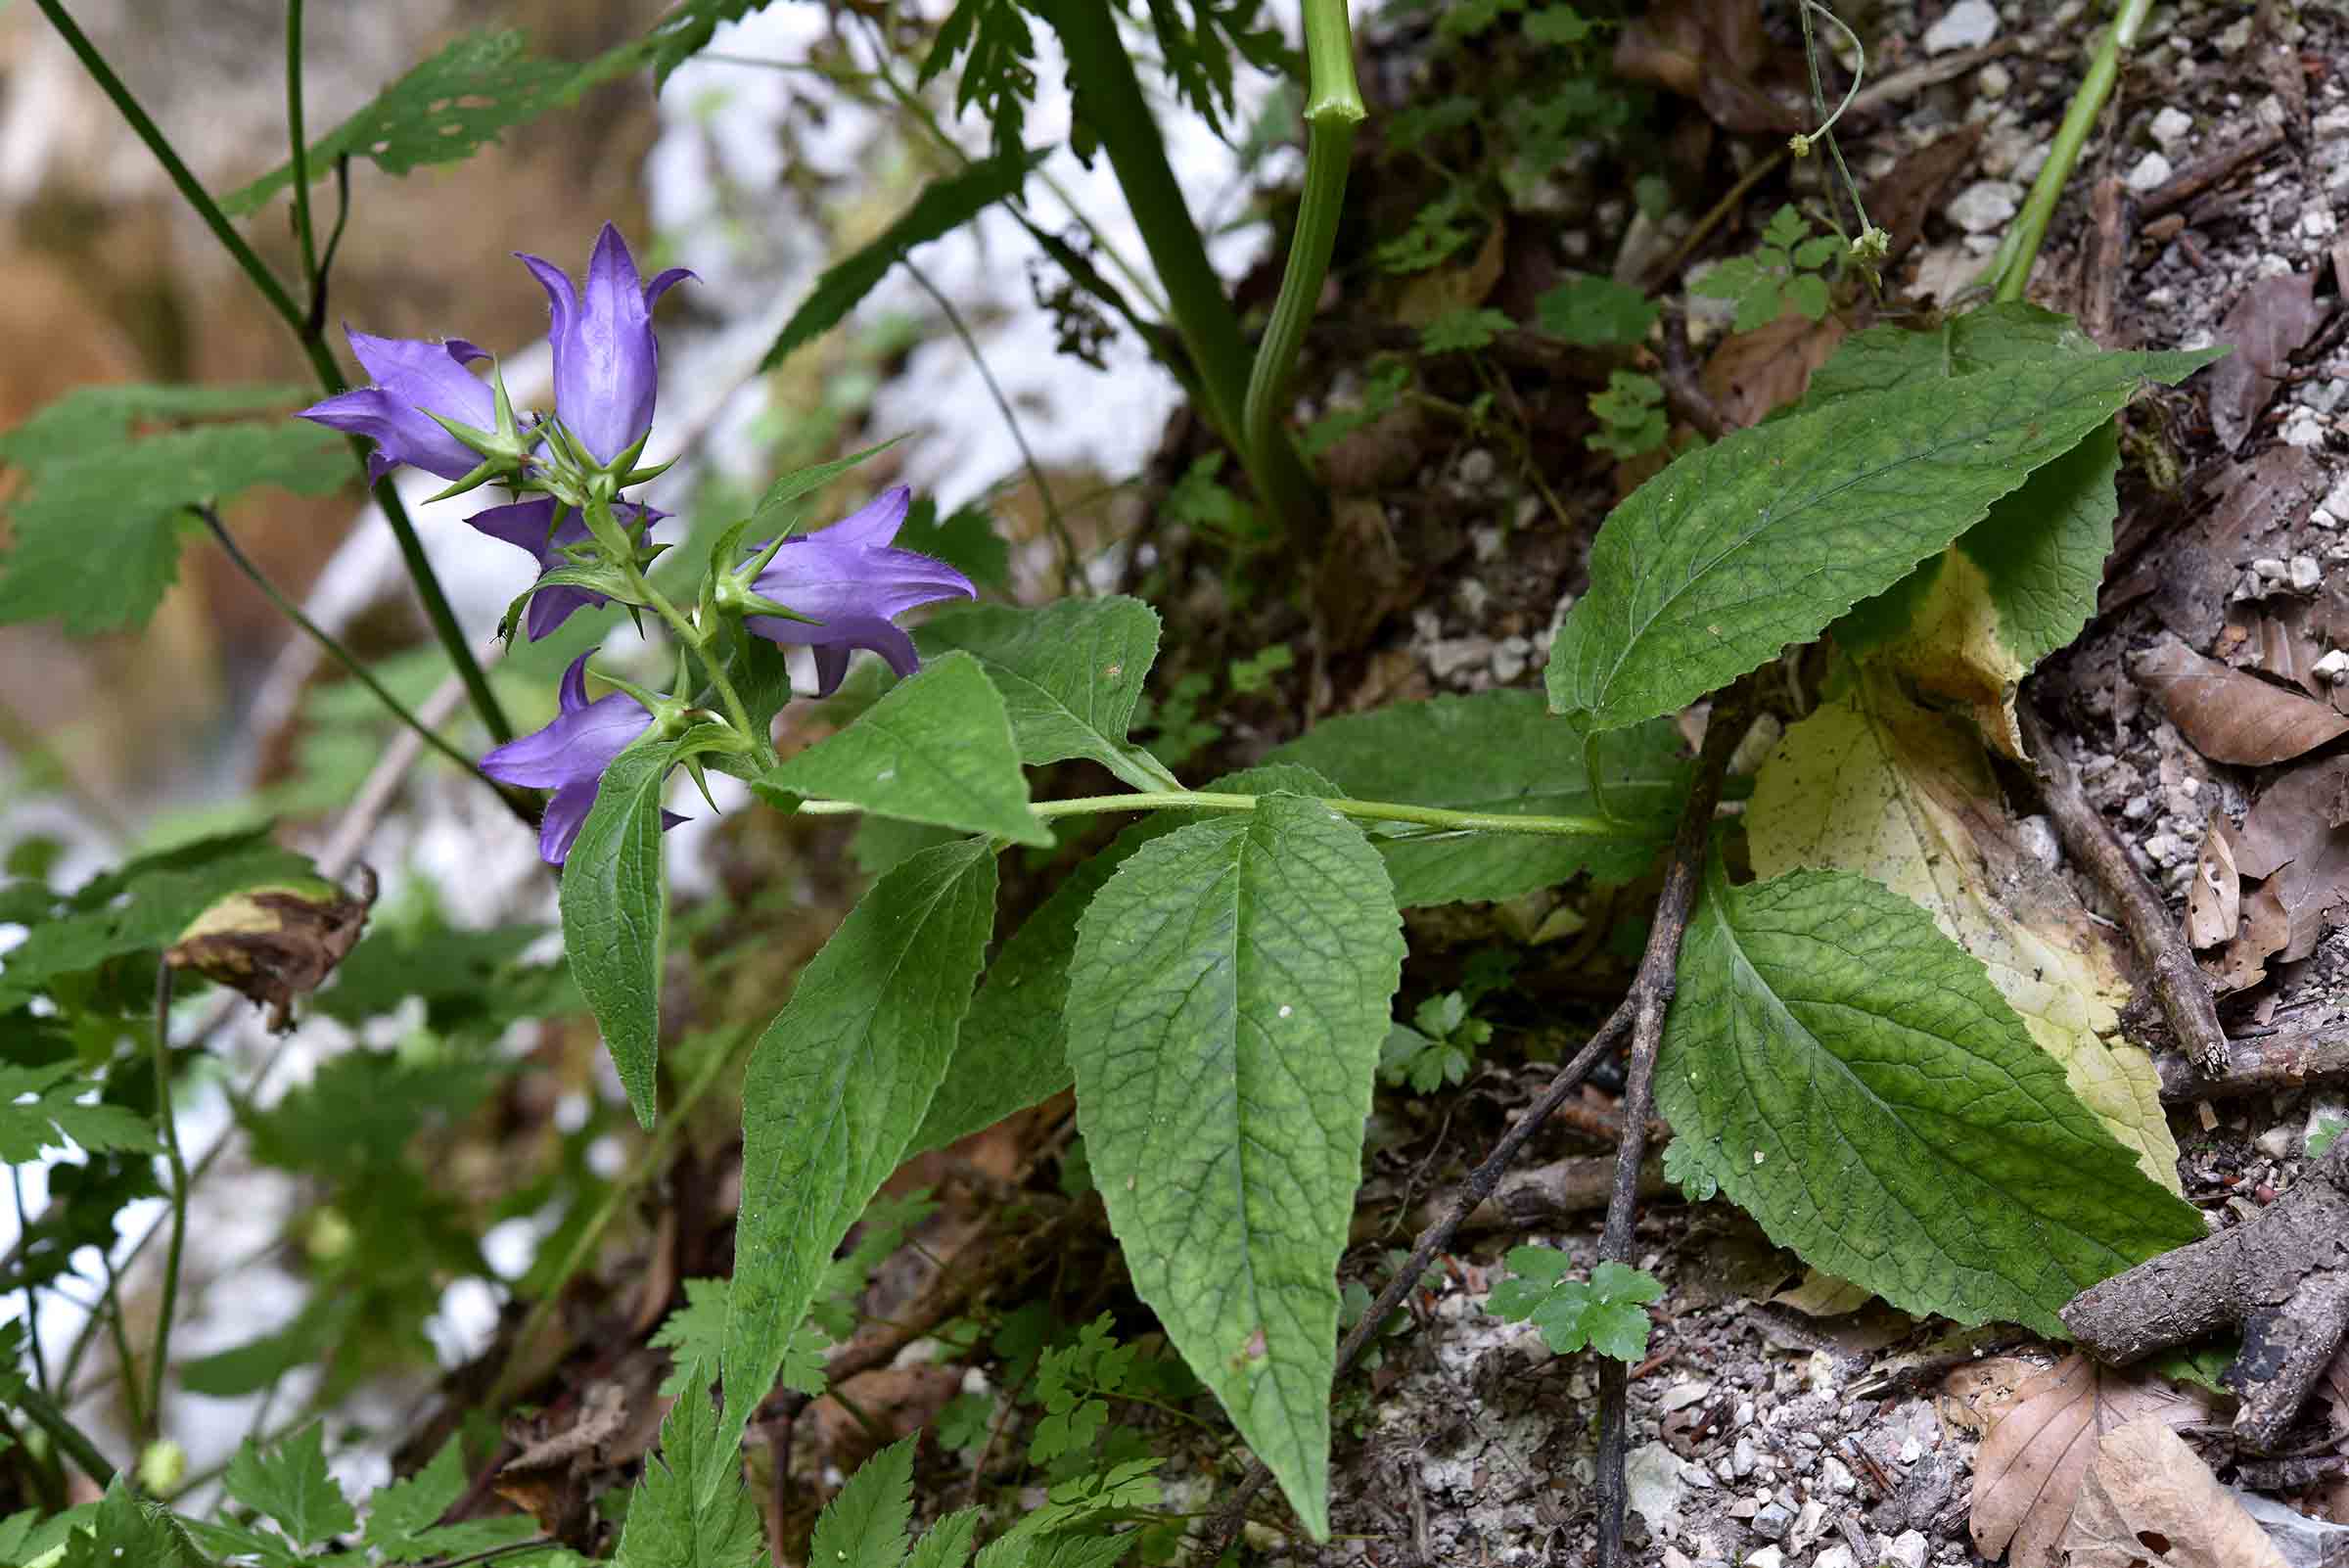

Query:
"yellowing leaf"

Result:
[[1842, 549, 2029, 758], [1749, 673, 2181, 1193]]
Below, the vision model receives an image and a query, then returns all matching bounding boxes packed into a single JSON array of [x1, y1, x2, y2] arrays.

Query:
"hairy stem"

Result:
[[1242, 0, 1363, 492], [794, 788, 1624, 839], [1983, 0, 2154, 302], [30, 0, 513, 744]]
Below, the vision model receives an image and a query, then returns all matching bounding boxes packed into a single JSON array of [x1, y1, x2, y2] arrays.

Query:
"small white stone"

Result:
[[2127, 150, 2176, 194], [1746, 1548, 1784, 1568], [1897, 1436, 1924, 1464], [2256, 1124, 2298, 1159], [2150, 107, 2195, 149], [1976, 63, 2011, 97], [1948, 180, 2021, 232], [1887, 1529, 1931, 1568], [2304, 207, 2338, 239], [2291, 555, 2325, 592], [1663, 1550, 1695, 1568], [1732, 1435, 1758, 1478], [2323, 652, 2349, 688], [2327, 479, 2349, 520], [2252, 557, 2292, 590], [1815, 1549, 1858, 1568], [1923, 0, 2001, 53], [2015, 814, 2061, 871], [1661, 1379, 1714, 1412], [1821, 1455, 1857, 1495], [2284, 408, 2327, 449]]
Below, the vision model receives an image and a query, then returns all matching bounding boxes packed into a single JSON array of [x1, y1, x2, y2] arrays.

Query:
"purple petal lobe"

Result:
[[523, 224, 686, 465], [740, 486, 975, 692], [539, 781, 599, 865]]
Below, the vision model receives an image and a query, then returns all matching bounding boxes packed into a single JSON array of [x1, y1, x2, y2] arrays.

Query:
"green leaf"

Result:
[[1545, 345, 2224, 732], [745, 439, 908, 538], [224, 1424, 359, 1550], [921, 0, 1040, 156], [720, 839, 996, 1446], [612, 1375, 767, 1568], [1524, 5, 1593, 44], [762, 151, 1045, 372], [561, 730, 694, 1129], [0, 392, 346, 635], [61, 1483, 202, 1568], [179, 1296, 355, 1398], [896, 496, 1012, 594], [753, 653, 1048, 845], [1063, 794, 1405, 1540], [915, 598, 1166, 790], [360, 1438, 542, 1563], [1419, 307, 1516, 354], [906, 1510, 982, 1568], [0, 1063, 156, 1163], [807, 1439, 913, 1568], [1656, 863, 2206, 1337], [907, 764, 1337, 1158], [650, 0, 781, 84], [1535, 274, 1656, 347], [1800, 302, 2098, 412], [650, 1278, 731, 1398], [1488, 1252, 1662, 1360], [217, 30, 657, 216], [1267, 692, 1688, 904]]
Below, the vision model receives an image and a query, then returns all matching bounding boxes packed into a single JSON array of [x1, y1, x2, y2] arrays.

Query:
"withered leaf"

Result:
[[164, 868, 375, 1032], [1969, 1354, 2211, 1568], [2209, 879, 2290, 993], [2059, 1415, 2288, 1568], [1701, 312, 1849, 428], [1612, 0, 1803, 135], [495, 1382, 630, 1547], [2208, 270, 2326, 450], [2188, 822, 2242, 950], [1864, 124, 1986, 267], [2135, 637, 2349, 765], [2227, 758, 2349, 965]]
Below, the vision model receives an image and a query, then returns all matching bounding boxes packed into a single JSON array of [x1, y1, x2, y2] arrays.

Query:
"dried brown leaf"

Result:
[[2059, 1415, 2289, 1568], [1969, 1354, 2211, 1568], [2208, 270, 2326, 450], [2230, 758, 2349, 963], [1865, 124, 1987, 268], [2136, 637, 2349, 765], [2209, 878, 2290, 992], [1939, 1355, 2048, 1439], [1702, 312, 1848, 428], [1612, 0, 1803, 134], [2189, 822, 2243, 949], [1768, 1267, 1871, 1317]]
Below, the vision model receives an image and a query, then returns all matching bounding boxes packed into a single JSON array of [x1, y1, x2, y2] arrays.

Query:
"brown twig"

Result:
[[1203, 688, 1747, 1557], [2018, 703, 2230, 1073], [1657, 306, 1727, 442], [2154, 1026, 2349, 1102], [2140, 124, 2286, 216]]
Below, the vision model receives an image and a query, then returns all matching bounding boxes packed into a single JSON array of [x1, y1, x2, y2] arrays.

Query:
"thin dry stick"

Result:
[[2017, 703, 2229, 1072], [1205, 691, 1747, 1554]]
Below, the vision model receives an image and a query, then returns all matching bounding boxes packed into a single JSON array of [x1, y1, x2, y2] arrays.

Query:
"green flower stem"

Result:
[[30, 0, 515, 746], [1242, 0, 1363, 479], [1036, 0, 1320, 536], [1982, 0, 2153, 303], [285, 0, 320, 304], [605, 509, 767, 761], [8, 1376, 117, 1487], [796, 789, 1621, 840], [146, 965, 187, 1447], [194, 507, 530, 820]]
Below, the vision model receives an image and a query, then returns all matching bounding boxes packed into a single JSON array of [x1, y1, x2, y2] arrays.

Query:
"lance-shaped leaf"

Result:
[[1546, 345, 2223, 732], [1267, 693, 1688, 904], [721, 839, 996, 1447], [754, 652, 1048, 845], [762, 151, 1045, 371], [1657, 863, 2205, 1338], [1063, 793, 1405, 1539], [917, 598, 1166, 790], [561, 730, 707, 1129]]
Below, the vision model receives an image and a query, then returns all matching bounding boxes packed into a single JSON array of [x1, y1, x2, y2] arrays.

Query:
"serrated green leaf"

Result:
[[1489, 1254, 1661, 1360], [1266, 692, 1688, 904], [0, 1064, 155, 1163], [1419, 307, 1516, 354], [1063, 794, 1405, 1540], [1545, 345, 2223, 732], [0, 401, 346, 635], [562, 730, 697, 1129], [1656, 862, 2206, 1337], [360, 1438, 540, 1564], [807, 1439, 912, 1568], [762, 151, 1044, 372], [612, 1375, 766, 1568], [650, 1278, 731, 1398], [720, 839, 995, 1448], [650, 0, 781, 84], [906, 1510, 982, 1568], [218, 30, 657, 216], [907, 764, 1337, 1158], [753, 653, 1047, 845], [63, 1483, 203, 1568], [224, 1424, 358, 1550], [746, 439, 908, 538], [1535, 273, 1656, 347], [1800, 302, 2098, 412], [915, 598, 1165, 789]]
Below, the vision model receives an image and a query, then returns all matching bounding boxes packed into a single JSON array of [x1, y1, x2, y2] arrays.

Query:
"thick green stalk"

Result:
[[30, 0, 514, 744], [147, 966, 189, 1442], [797, 788, 1623, 839], [285, 0, 320, 302], [1036, 0, 1319, 533], [9, 1377, 116, 1487], [1243, 0, 1364, 479], [1983, 0, 2154, 302]]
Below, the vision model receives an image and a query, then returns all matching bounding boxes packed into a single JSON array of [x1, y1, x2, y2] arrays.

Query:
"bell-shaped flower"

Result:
[[298, 328, 498, 481], [517, 223, 694, 467], [481, 653, 671, 865], [466, 496, 668, 640], [741, 486, 978, 697]]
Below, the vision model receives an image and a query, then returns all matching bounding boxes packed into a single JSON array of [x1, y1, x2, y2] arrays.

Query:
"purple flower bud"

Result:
[[465, 496, 669, 640], [517, 223, 695, 466], [481, 652, 664, 864], [742, 486, 978, 697], [298, 329, 498, 481]]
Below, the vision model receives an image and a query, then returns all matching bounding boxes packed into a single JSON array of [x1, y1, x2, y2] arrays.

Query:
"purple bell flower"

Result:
[[517, 223, 695, 466], [465, 496, 669, 640], [742, 486, 978, 697], [481, 652, 673, 865], [298, 328, 498, 482]]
